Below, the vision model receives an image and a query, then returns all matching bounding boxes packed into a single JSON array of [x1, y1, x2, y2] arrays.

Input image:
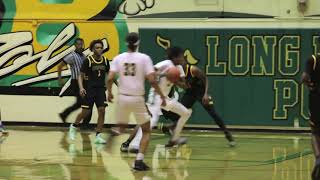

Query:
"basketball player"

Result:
[[107, 32, 166, 171], [301, 54, 320, 180], [121, 47, 192, 152], [68, 39, 109, 144], [161, 62, 236, 147], [58, 38, 92, 128]]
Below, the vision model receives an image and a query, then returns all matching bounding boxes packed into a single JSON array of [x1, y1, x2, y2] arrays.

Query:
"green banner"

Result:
[[139, 28, 319, 127]]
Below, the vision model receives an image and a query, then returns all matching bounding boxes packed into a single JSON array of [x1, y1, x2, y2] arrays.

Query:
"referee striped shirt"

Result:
[[63, 51, 85, 79]]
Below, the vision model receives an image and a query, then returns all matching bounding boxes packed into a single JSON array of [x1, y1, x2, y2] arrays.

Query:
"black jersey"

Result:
[[184, 64, 205, 96], [306, 54, 320, 93], [81, 55, 110, 88]]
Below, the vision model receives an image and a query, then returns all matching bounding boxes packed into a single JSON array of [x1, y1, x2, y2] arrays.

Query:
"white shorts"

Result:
[[116, 95, 151, 125]]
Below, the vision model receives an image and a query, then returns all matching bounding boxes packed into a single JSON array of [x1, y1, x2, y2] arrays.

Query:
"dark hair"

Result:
[[89, 39, 103, 51], [75, 38, 84, 42], [167, 46, 184, 60], [126, 32, 139, 51]]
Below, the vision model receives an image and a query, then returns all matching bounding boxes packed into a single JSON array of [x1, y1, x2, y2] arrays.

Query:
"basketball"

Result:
[[166, 67, 181, 83]]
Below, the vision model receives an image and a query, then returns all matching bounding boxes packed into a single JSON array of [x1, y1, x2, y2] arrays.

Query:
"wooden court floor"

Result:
[[0, 127, 314, 180]]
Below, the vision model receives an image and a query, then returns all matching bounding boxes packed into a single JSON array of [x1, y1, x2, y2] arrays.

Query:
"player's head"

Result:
[[126, 32, 139, 52], [74, 38, 84, 52], [90, 39, 103, 56], [167, 46, 185, 65]]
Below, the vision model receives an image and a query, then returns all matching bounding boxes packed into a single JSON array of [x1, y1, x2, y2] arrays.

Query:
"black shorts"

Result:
[[309, 92, 320, 134], [81, 87, 107, 109]]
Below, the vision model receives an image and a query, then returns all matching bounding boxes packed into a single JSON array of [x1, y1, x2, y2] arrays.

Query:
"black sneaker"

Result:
[[59, 113, 66, 123], [120, 142, 129, 153], [133, 160, 150, 171], [165, 137, 188, 148]]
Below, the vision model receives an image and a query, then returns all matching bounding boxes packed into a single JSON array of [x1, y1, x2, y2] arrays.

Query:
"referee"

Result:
[[58, 38, 92, 128]]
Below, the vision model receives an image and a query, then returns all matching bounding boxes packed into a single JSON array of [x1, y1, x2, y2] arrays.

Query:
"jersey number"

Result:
[[124, 63, 136, 76], [98, 70, 101, 77]]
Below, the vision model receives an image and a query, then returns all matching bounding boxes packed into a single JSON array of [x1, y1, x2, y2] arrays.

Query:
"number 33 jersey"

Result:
[[110, 52, 155, 96], [80, 55, 110, 88]]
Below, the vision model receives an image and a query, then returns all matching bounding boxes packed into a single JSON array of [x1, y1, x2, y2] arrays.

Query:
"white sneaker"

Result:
[[68, 124, 77, 141], [0, 126, 8, 135], [229, 141, 237, 147], [94, 133, 107, 144]]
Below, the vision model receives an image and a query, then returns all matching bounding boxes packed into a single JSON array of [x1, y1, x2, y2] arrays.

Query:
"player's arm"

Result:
[[78, 58, 89, 97], [174, 65, 188, 89], [301, 56, 315, 89], [57, 61, 66, 86], [175, 79, 188, 89], [146, 72, 166, 106], [191, 66, 210, 105], [107, 57, 120, 103], [107, 71, 116, 103], [146, 58, 166, 106], [58, 54, 73, 86]]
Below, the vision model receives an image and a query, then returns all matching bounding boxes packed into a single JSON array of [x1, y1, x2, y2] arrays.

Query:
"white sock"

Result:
[[136, 153, 144, 161]]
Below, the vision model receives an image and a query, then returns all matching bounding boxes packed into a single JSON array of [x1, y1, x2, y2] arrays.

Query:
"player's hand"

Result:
[[108, 93, 114, 103], [202, 94, 210, 105], [160, 96, 167, 107], [79, 88, 86, 97]]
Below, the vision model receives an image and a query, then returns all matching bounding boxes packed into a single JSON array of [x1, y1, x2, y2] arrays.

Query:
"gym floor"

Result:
[[0, 127, 314, 180]]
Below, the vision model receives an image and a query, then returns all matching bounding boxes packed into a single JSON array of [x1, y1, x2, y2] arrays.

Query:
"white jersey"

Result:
[[110, 52, 155, 96], [154, 60, 185, 96]]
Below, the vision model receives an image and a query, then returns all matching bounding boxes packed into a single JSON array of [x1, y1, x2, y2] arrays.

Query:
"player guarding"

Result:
[[107, 32, 166, 171], [121, 47, 192, 153], [161, 60, 236, 147], [68, 40, 109, 144], [301, 54, 320, 180]]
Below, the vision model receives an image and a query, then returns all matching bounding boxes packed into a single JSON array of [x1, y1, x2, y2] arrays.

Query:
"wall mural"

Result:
[[0, 0, 318, 126]]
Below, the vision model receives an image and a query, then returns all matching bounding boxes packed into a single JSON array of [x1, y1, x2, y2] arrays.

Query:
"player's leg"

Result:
[[161, 92, 196, 136], [121, 125, 140, 152], [107, 95, 132, 147], [129, 109, 160, 152], [199, 95, 235, 146], [81, 108, 93, 129], [59, 80, 81, 123], [94, 88, 108, 144], [164, 99, 192, 147], [69, 88, 93, 140], [124, 96, 161, 152], [132, 97, 152, 171], [309, 93, 320, 180], [161, 110, 180, 135], [69, 107, 91, 140]]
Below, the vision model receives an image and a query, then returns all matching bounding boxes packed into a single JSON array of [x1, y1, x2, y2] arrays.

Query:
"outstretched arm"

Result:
[[191, 66, 209, 105]]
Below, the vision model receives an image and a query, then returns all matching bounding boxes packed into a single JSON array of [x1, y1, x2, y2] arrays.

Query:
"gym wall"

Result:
[[0, 0, 319, 128]]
